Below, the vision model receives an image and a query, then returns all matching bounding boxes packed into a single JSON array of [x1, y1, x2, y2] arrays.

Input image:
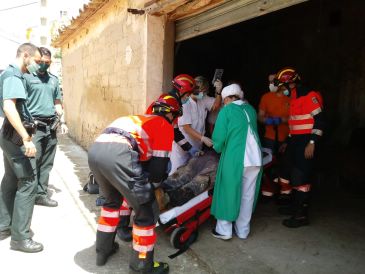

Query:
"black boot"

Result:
[[130, 250, 169, 274], [276, 193, 292, 206], [96, 231, 119, 266], [117, 215, 132, 242], [282, 191, 310, 228]]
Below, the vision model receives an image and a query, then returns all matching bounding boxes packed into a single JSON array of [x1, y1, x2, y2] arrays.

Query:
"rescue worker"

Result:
[[211, 84, 263, 240], [0, 43, 44, 252], [88, 95, 181, 273], [170, 76, 222, 174], [274, 67, 324, 228], [23, 47, 68, 207], [116, 74, 196, 243], [258, 74, 291, 202]]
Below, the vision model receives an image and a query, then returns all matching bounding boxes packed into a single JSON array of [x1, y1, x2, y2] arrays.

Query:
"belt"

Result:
[[103, 127, 139, 152], [33, 116, 56, 125]]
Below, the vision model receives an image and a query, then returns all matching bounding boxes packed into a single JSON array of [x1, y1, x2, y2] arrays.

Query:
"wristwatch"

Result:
[[309, 140, 315, 144]]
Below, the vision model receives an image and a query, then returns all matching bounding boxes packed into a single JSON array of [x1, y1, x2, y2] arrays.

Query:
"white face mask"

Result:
[[269, 83, 278, 92]]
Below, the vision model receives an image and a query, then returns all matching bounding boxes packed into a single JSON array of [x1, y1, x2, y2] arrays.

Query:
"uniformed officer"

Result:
[[0, 43, 44, 252], [24, 47, 68, 207]]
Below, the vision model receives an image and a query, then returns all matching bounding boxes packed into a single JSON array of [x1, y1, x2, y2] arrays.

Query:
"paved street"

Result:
[[1, 134, 365, 274]]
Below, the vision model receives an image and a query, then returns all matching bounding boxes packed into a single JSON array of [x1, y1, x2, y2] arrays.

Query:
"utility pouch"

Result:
[[0, 118, 37, 146], [49, 116, 61, 132]]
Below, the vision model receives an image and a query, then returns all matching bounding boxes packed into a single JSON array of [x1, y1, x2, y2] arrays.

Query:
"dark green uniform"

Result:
[[23, 71, 61, 199], [0, 64, 37, 241]]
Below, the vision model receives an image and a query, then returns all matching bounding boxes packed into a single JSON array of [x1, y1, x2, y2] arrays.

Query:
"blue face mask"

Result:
[[181, 97, 189, 104], [283, 89, 290, 96], [195, 92, 204, 100]]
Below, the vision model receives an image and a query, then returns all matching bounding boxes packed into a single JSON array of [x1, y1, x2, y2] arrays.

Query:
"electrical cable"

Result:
[[0, 2, 38, 12]]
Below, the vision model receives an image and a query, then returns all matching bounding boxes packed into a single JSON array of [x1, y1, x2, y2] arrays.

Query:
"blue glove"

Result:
[[272, 117, 282, 125], [166, 160, 172, 174], [188, 147, 200, 157], [264, 117, 274, 125]]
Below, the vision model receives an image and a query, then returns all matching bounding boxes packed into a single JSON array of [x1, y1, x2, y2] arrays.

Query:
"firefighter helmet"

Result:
[[274, 67, 300, 87], [152, 95, 182, 117], [172, 74, 195, 97]]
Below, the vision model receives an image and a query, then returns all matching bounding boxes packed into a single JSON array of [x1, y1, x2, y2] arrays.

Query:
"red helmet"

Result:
[[152, 95, 182, 117], [274, 67, 300, 86], [172, 74, 195, 97]]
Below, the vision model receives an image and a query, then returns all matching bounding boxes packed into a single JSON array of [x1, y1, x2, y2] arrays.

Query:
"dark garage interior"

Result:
[[174, 0, 365, 190], [173, 1, 365, 271]]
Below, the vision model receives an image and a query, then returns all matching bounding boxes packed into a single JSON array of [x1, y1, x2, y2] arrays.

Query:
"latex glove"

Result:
[[214, 79, 223, 93], [201, 136, 213, 147], [272, 117, 282, 125], [188, 146, 203, 157], [264, 117, 274, 125], [60, 123, 69, 134]]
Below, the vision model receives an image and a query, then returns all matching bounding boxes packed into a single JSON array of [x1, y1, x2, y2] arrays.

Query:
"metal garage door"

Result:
[[175, 0, 308, 42]]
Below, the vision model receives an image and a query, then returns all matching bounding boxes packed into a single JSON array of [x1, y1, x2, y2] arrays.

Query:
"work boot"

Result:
[[35, 196, 58, 207], [117, 215, 132, 242], [10, 239, 43, 253], [0, 229, 11, 240], [282, 190, 310, 228], [130, 250, 169, 274], [96, 242, 119, 266], [276, 193, 292, 206], [96, 231, 118, 266]]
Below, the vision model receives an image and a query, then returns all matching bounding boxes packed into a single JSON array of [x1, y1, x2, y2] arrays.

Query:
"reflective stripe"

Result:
[[280, 189, 292, 194], [120, 209, 131, 216], [95, 133, 132, 146], [122, 199, 129, 208], [312, 129, 323, 136], [273, 177, 279, 183], [101, 208, 120, 218], [133, 225, 155, 237], [290, 114, 312, 120], [177, 139, 188, 146], [311, 107, 322, 116], [262, 191, 274, 197], [293, 184, 311, 192], [133, 243, 154, 253], [152, 150, 171, 158], [289, 124, 313, 130], [98, 224, 117, 233], [279, 178, 290, 184]]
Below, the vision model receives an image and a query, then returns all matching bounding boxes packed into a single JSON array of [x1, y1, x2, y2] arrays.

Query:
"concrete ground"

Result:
[[0, 134, 364, 274]]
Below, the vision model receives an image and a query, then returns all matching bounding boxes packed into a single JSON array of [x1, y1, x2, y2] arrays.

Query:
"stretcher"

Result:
[[158, 150, 273, 258]]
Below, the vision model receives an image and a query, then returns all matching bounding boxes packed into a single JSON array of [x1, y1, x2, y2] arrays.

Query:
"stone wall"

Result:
[[60, 0, 166, 148]]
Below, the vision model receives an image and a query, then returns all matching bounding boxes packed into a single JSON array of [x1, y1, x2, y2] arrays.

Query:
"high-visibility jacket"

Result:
[[145, 93, 193, 152], [107, 115, 174, 162], [288, 88, 323, 136]]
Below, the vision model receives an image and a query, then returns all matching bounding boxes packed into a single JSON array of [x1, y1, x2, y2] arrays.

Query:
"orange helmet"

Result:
[[172, 74, 195, 97], [274, 67, 300, 87], [152, 95, 182, 117]]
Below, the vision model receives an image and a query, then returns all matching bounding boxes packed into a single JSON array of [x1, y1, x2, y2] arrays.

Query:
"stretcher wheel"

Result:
[[170, 227, 186, 249]]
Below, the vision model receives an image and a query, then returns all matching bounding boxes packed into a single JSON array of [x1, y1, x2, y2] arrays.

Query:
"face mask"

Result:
[[283, 89, 290, 96], [38, 63, 50, 73], [269, 83, 278, 92], [195, 92, 204, 100], [181, 97, 189, 104], [26, 60, 40, 74]]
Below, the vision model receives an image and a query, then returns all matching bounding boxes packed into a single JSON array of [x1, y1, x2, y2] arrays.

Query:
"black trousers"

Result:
[[279, 135, 314, 187]]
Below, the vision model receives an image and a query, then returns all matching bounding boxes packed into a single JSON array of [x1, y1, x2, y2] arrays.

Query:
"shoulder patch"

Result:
[[312, 97, 318, 104]]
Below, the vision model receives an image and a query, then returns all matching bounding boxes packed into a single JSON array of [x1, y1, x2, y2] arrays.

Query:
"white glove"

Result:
[[214, 79, 223, 93], [201, 136, 213, 147]]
